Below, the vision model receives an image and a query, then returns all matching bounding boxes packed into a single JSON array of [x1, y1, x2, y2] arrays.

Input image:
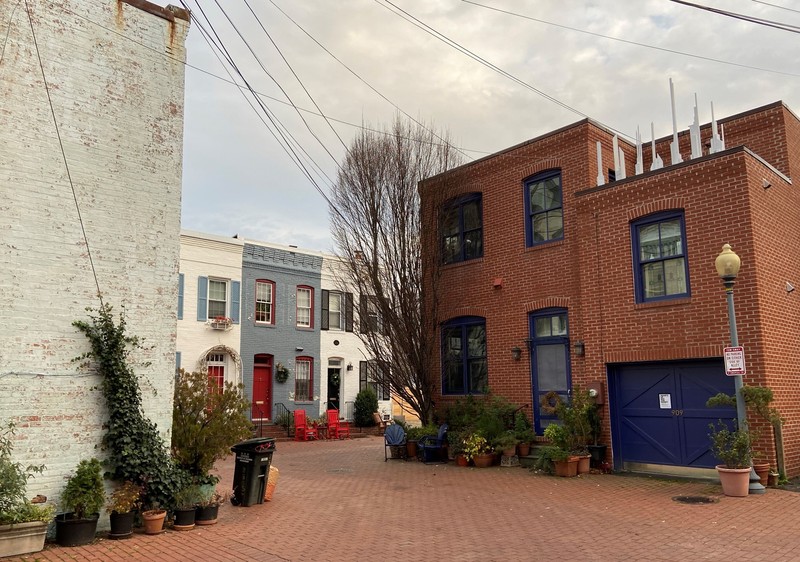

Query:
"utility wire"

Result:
[[243, 0, 349, 152], [752, 0, 800, 15], [182, 1, 345, 219], [376, 0, 633, 140], [1, 0, 23, 64], [23, 0, 103, 306], [187, 0, 333, 188], [463, 0, 800, 78], [670, 0, 800, 33], [268, 0, 475, 162]]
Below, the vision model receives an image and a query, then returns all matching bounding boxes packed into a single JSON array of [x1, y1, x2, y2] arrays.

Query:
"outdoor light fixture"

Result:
[[511, 346, 522, 361], [573, 340, 585, 357], [346, 362, 353, 371], [295, 346, 304, 352], [714, 243, 764, 494]]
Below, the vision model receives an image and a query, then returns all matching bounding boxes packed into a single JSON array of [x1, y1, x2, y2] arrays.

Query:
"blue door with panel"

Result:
[[609, 360, 736, 469]]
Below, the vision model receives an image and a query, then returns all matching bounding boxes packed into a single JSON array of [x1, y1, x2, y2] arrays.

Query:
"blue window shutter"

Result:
[[177, 273, 184, 320], [231, 280, 241, 324], [175, 351, 182, 371], [197, 276, 208, 321]]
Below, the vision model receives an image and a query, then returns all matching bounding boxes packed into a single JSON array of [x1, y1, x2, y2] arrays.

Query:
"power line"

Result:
[[462, 0, 800, 78], [376, 0, 633, 141], [22, 0, 103, 306], [752, 0, 800, 15], [670, 0, 800, 33]]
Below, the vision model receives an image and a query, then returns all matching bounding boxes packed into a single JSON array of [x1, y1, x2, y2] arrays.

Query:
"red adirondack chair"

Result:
[[294, 409, 318, 441], [326, 409, 350, 439]]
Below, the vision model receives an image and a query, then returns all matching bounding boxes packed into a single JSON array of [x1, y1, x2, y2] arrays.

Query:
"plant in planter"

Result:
[[447, 429, 467, 463], [106, 481, 141, 540], [541, 424, 578, 477], [586, 402, 607, 468], [172, 485, 204, 531], [56, 458, 105, 547], [141, 501, 167, 535], [494, 431, 519, 457], [513, 411, 534, 457], [195, 490, 230, 526], [463, 433, 493, 467], [0, 422, 55, 558], [708, 420, 754, 497]]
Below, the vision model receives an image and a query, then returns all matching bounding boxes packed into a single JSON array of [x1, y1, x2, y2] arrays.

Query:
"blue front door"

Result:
[[610, 360, 736, 469], [529, 309, 571, 434]]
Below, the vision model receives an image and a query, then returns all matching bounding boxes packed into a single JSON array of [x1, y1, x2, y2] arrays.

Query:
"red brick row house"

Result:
[[420, 101, 800, 478]]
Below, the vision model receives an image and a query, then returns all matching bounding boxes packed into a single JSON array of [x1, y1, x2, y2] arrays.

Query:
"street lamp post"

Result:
[[714, 244, 765, 494]]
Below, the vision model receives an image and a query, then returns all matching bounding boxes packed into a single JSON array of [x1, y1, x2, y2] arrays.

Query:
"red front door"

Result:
[[252, 355, 273, 420]]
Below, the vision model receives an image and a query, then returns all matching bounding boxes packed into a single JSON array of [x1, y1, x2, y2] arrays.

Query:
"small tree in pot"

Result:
[[106, 481, 141, 540], [56, 458, 105, 547], [708, 420, 753, 497]]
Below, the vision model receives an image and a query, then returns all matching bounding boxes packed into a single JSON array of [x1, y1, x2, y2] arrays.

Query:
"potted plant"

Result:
[[447, 429, 468, 465], [0, 422, 55, 558], [141, 502, 167, 535], [542, 424, 578, 477], [172, 485, 204, 531], [587, 402, 607, 468], [463, 433, 493, 468], [494, 431, 519, 458], [55, 458, 105, 547], [513, 411, 534, 457], [535, 444, 574, 476], [708, 420, 753, 497], [107, 481, 141, 540], [196, 490, 229, 526]]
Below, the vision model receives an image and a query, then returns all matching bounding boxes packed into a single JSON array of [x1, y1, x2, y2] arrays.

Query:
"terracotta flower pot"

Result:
[[455, 454, 469, 467], [517, 443, 531, 457], [577, 454, 591, 474], [142, 510, 166, 535], [752, 462, 770, 486], [716, 465, 751, 497], [553, 457, 578, 477], [472, 453, 494, 468]]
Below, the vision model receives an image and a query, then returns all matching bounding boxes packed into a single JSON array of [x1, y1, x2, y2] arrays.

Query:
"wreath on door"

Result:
[[330, 373, 340, 385], [540, 391, 563, 415]]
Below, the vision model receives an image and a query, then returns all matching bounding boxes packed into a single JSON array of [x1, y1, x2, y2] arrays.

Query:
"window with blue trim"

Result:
[[442, 316, 487, 395], [632, 211, 689, 302], [441, 194, 483, 264], [525, 170, 563, 246]]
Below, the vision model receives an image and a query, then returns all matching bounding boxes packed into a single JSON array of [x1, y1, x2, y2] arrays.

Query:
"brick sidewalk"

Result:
[[8, 437, 800, 561]]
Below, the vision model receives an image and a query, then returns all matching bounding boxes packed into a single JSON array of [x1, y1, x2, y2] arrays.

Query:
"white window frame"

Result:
[[296, 286, 312, 328], [207, 279, 228, 320], [255, 280, 275, 324]]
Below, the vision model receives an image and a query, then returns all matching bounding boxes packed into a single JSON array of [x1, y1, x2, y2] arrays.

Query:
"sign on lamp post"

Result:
[[723, 346, 746, 376]]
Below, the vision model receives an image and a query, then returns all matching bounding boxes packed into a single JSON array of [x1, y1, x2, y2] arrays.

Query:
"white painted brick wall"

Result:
[[0, 0, 188, 515]]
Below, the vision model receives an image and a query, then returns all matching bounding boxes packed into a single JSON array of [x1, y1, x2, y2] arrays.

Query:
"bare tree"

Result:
[[330, 116, 462, 424]]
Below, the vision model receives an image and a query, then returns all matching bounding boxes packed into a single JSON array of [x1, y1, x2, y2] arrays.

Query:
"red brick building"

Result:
[[420, 101, 800, 478]]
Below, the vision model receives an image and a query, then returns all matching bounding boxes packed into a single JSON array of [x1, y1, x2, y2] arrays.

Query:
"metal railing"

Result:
[[273, 402, 292, 438]]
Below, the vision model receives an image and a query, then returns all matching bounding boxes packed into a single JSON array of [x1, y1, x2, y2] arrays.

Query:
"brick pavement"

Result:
[[7, 437, 800, 561]]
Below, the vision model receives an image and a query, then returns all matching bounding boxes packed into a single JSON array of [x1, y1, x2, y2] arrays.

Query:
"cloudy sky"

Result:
[[171, 0, 800, 252]]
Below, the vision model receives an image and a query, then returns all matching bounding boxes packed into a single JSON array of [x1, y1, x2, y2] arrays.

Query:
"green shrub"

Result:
[[354, 388, 378, 427], [171, 369, 253, 481], [709, 420, 753, 469], [0, 421, 54, 524], [61, 458, 105, 519]]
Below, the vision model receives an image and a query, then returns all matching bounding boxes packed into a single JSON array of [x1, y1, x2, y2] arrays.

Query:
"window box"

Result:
[[208, 317, 232, 331]]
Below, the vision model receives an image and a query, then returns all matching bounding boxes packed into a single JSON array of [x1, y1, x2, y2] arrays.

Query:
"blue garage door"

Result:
[[610, 360, 736, 469]]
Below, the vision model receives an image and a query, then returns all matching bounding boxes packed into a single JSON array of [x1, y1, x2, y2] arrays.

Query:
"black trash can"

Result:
[[230, 437, 276, 507]]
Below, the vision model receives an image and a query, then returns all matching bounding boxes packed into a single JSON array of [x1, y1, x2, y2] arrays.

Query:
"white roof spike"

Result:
[[635, 126, 644, 175], [689, 93, 702, 159], [669, 79, 683, 165], [710, 101, 725, 153], [596, 141, 605, 186], [650, 122, 663, 171]]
